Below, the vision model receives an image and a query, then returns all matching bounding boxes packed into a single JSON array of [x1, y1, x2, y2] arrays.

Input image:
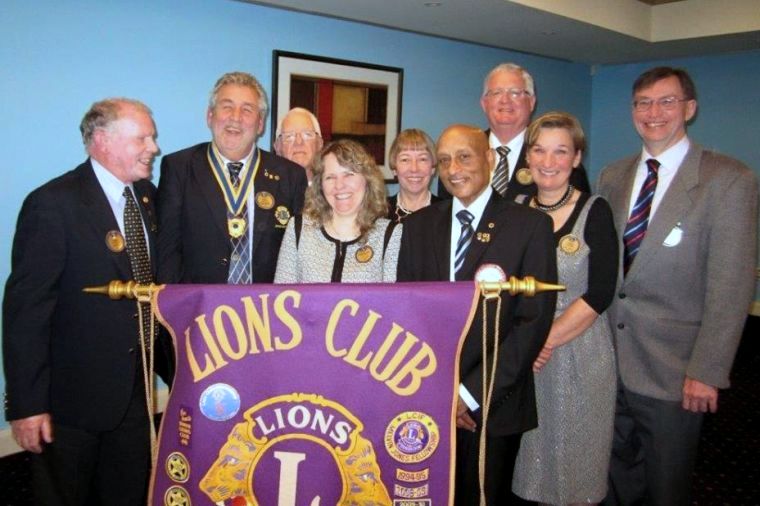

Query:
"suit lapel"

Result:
[[609, 157, 640, 242], [627, 145, 701, 280], [250, 151, 276, 258], [193, 145, 228, 238], [432, 200, 453, 280], [77, 161, 133, 280]]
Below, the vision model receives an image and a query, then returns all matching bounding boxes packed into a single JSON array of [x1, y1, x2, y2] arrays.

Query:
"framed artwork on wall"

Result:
[[272, 50, 403, 181]]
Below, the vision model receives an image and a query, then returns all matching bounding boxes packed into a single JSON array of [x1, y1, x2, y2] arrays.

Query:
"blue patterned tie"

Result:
[[492, 146, 510, 196], [454, 209, 475, 274], [226, 162, 252, 284], [623, 158, 660, 275]]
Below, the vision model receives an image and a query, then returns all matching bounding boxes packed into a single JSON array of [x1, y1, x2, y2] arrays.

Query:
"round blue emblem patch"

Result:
[[199, 383, 241, 422]]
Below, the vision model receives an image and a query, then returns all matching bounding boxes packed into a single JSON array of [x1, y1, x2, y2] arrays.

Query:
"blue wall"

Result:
[[0, 0, 590, 428]]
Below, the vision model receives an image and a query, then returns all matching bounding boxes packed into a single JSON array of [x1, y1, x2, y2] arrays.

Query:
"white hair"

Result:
[[482, 63, 535, 97]]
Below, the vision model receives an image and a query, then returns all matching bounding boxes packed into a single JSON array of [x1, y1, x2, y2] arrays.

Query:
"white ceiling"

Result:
[[245, 0, 760, 64]]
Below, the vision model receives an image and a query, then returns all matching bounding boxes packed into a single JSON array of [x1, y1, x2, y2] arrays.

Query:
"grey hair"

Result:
[[209, 71, 269, 117], [482, 63, 535, 97], [79, 98, 152, 147], [276, 107, 322, 137]]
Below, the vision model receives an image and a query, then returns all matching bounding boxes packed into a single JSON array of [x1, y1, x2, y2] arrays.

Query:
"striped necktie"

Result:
[[454, 209, 475, 274], [492, 146, 510, 196], [623, 158, 660, 275], [227, 162, 252, 284]]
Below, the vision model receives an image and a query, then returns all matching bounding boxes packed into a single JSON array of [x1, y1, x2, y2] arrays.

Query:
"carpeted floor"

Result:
[[1, 317, 757, 505]]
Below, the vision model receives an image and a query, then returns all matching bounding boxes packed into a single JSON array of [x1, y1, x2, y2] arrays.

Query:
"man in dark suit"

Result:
[[438, 63, 590, 200], [398, 124, 557, 505], [157, 71, 307, 285], [598, 67, 758, 506], [3, 98, 161, 504]]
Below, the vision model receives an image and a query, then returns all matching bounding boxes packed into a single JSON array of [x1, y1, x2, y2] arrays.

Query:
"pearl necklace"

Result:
[[533, 185, 574, 212]]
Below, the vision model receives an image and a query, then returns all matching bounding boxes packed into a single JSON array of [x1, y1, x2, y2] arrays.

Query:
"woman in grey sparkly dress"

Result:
[[274, 139, 401, 283], [512, 112, 618, 505]]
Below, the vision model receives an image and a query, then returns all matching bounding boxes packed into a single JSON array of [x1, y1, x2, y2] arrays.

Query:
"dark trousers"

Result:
[[605, 383, 703, 506], [31, 378, 151, 506], [455, 428, 525, 506]]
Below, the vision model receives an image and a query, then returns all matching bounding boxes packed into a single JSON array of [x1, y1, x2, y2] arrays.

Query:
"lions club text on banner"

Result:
[[150, 282, 479, 506]]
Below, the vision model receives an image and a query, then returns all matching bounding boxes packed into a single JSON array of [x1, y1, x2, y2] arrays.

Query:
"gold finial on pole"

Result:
[[83, 280, 161, 301], [479, 275, 565, 298]]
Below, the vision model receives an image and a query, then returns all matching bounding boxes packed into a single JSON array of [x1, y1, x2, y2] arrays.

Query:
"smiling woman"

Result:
[[274, 139, 401, 283]]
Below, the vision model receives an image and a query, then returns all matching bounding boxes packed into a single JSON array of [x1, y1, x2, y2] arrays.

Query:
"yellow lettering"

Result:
[[185, 326, 217, 382], [369, 324, 415, 381], [195, 313, 229, 371], [241, 295, 273, 353], [213, 305, 247, 360], [386, 343, 437, 396], [273, 290, 302, 350], [325, 299, 359, 357], [344, 310, 383, 369]]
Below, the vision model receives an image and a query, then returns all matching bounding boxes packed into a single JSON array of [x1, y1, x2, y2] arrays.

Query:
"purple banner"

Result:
[[150, 282, 478, 506]]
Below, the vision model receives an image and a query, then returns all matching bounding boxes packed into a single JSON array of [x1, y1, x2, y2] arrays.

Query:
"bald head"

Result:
[[436, 125, 493, 206]]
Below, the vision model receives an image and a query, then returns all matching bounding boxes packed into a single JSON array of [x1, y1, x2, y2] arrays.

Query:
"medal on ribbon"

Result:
[[207, 144, 261, 238]]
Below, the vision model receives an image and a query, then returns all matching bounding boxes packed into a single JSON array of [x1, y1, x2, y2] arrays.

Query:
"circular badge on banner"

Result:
[[385, 411, 440, 463], [164, 485, 191, 506], [166, 451, 190, 483], [199, 383, 241, 422]]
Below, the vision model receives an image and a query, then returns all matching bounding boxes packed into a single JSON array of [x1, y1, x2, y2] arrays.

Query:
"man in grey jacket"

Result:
[[598, 66, 758, 506]]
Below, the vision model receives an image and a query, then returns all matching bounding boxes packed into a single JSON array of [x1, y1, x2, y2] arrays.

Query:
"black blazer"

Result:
[[157, 143, 307, 284], [397, 194, 557, 436], [3, 160, 158, 430], [437, 130, 591, 200]]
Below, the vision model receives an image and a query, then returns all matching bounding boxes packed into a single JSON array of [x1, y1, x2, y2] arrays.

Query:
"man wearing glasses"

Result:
[[274, 107, 324, 185], [438, 62, 590, 200], [598, 66, 758, 505]]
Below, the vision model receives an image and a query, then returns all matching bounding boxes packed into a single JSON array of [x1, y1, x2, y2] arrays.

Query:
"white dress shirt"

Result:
[[628, 136, 690, 219]]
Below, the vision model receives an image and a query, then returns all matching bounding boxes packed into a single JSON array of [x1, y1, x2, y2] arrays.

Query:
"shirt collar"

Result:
[[489, 129, 526, 153], [452, 185, 493, 222], [91, 157, 131, 200], [641, 135, 690, 172]]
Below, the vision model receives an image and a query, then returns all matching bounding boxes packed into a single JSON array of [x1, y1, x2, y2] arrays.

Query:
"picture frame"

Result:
[[272, 50, 403, 181]]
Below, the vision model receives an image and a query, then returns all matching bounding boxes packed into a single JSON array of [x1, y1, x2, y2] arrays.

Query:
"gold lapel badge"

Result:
[[515, 167, 533, 185], [228, 217, 247, 238], [141, 196, 149, 204], [355, 245, 374, 263], [476, 232, 491, 243], [487, 222, 495, 229], [255, 191, 275, 210], [559, 234, 581, 254], [105, 230, 125, 253], [274, 206, 291, 226]]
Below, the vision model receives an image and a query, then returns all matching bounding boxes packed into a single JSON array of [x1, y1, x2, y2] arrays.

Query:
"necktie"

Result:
[[623, 158, 660, 275], [454, 209, 475, 274], [227, 162, 252, 284], [492, 146, 510, 196], [123, 187, 154, 349]]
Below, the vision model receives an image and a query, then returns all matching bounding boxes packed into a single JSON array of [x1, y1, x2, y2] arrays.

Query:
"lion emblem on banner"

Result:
[[200, 393, 391, 505]]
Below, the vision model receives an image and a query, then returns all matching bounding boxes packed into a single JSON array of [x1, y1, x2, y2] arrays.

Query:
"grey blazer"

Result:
[[597, 142, 758, 401]]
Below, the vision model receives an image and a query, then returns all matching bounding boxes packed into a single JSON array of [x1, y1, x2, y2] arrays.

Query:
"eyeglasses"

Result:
[[484, 88, 532, 100], [632, 96, 690, 112], [278, 130, 319, 143]]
